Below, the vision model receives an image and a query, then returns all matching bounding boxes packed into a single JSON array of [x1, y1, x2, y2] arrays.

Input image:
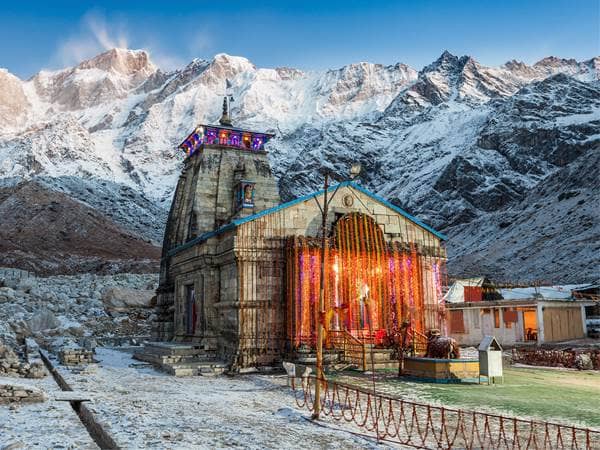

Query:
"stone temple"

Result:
[[141, 99, 448, 374]]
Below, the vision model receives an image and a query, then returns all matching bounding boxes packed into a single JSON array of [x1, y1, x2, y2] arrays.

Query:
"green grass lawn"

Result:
[[332, 367, 600, 428]]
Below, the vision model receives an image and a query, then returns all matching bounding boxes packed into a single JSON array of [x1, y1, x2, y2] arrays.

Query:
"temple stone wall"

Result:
[[153, 144, 280, 343], [236, 186, 444, 254], [152, 134, 447, 370], [190, 146, 280, 235], [155, 183, 446, 369]]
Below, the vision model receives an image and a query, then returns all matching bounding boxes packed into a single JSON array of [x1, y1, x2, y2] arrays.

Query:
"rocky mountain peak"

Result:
[[0, 69, 29, 130], [209, 53, 256, 76], [534, 56, 578, 69], [423, 50, 462, 73], [77, 48, 157, 77], [274, 67, 305, 80], [189, 53, 257, 90], [388, 51, 482, 107], [504, 59, 528, 70]]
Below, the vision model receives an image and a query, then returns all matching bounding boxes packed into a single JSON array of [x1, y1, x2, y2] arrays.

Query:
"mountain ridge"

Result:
[[0, 48, 598, 282]]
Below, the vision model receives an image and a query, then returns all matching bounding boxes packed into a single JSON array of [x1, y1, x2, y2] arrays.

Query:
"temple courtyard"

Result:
[[2, 347, 598, 448]]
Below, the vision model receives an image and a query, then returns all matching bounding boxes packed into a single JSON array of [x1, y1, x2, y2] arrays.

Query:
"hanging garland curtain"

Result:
[[286, 213, 442, 348]]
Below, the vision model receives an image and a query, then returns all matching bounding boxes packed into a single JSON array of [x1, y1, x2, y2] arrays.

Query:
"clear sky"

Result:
[[2, 0, 599, 79]]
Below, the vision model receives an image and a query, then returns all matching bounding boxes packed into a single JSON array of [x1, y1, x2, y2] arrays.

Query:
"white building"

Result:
[[446, 283, 595, 347]]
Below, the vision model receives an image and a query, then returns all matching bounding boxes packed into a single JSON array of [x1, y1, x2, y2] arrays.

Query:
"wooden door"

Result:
[[185, 284, 196, 335], [482, 311, 493, 337], [543, 307, 583, 342]]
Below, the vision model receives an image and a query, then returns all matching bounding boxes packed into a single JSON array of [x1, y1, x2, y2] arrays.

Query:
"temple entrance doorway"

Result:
[[286, 212, 445, 349], [185, 284, 197, 335]]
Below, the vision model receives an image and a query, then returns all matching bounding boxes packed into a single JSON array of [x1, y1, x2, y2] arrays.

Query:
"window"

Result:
[[493, 308, 500, 328], [449, 310, 465, 333], [504, 308, 518, 329], [472, 309, 480, 329]]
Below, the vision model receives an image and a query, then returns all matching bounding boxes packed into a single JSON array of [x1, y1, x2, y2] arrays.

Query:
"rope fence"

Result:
[[290, 376, 600, 449]]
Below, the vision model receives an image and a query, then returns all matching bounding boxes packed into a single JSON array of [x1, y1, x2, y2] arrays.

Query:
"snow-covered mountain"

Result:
[[0, 48, 598, 282]]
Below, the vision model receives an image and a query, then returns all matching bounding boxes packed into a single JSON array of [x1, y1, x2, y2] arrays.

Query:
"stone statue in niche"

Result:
[[235, 181, 255, 210], [244, 184, 253, 204]]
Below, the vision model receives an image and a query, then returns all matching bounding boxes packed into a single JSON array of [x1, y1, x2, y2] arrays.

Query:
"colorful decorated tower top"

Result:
[[178, 93, 274, 157]]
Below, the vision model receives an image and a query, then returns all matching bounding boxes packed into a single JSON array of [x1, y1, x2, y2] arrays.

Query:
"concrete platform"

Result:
[[401, 357, 480, 383]]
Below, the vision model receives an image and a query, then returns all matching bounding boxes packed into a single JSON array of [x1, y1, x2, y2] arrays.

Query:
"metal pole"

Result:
[[312, 173, 329, 420], [366, 302, 380, 442]]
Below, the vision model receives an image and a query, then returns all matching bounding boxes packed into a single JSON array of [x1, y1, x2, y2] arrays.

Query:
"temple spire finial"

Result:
[[219, 96, 232, 126], [219, 79, 233, 126]]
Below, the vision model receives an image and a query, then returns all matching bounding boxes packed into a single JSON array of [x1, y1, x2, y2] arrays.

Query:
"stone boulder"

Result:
[[575, 353, 593, 370], [102, 288, 156, 314], [27, 309, 61, 332], [0, 286, 16, 303]]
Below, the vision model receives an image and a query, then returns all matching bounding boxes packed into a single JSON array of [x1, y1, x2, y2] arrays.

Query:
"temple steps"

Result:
[[133, 342, 225, 376], [292, 347, 399, 372]]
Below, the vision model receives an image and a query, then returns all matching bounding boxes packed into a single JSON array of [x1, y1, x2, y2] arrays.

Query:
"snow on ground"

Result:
[[58, 348, 399, 449], [0, 373, 98, 449]]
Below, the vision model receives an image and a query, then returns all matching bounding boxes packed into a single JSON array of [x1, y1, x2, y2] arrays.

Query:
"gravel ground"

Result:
[[57, 348, 402, 449], [0, 373, 98, 449]]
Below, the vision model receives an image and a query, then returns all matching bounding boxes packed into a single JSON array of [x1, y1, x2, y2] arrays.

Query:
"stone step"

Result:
[[294, 352, 341, 364], [132, 351, 215, 367], [371, 361, 399, 370], [366, 351, 395, 362], [140, 342, 208, 356], [289, 347, 398, 372], [132, 341, 217, 368], [165, 360, 228, 377]]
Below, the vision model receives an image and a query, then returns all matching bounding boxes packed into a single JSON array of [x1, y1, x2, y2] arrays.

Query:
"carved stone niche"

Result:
[[234, 180, 256, 212]]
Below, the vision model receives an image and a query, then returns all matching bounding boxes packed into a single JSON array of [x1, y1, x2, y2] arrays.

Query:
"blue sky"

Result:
[[2, 0, 599, 78]]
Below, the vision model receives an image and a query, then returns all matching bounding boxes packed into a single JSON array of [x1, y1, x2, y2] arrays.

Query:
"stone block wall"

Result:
[[59, 348, 94, 366], [0, 384, 47, 403]]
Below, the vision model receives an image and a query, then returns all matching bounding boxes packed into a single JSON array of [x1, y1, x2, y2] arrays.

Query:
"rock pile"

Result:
[[0, 269, 158, 347], [0, 384, 47, 404], [0, 343, 46, 378]]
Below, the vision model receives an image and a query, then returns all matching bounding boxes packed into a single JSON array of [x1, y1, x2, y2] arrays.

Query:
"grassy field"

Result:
[[333, 366, 600, 428]]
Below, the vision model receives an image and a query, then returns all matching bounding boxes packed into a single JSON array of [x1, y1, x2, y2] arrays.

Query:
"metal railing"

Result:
[[291, 376, 600, 449], [408, 329, 429, 356], [329, 329, 367, 371]]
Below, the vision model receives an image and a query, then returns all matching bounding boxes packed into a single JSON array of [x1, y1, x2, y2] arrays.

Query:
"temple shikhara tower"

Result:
[[148, 97, 448, 372]]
